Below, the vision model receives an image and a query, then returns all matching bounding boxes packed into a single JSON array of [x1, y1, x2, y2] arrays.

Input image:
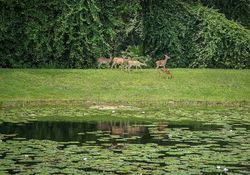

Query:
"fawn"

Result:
[[159, 67, 172, 79]]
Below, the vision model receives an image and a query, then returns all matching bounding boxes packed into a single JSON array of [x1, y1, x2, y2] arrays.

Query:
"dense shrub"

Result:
[[142, 0, 250, 68], [188, 5, 250, 68], [199, 0, 250, 29], [0, 0, 141, 68], [0, 0, 249, 68]]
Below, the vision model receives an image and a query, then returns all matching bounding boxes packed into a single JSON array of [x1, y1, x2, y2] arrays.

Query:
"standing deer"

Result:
[[111, 57, 128, 69], [156, 54, 170, 69], [127, 60, 147, 70], [97, 54, 112, 68]]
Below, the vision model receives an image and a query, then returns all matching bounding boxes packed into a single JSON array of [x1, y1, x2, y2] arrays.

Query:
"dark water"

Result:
[[0, 120, 222, 145]]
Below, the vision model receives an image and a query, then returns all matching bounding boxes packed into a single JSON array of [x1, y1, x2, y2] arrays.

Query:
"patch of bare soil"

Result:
[[89, 105, 137, 110]]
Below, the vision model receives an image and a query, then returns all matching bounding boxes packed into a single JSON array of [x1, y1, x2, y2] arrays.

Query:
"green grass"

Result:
[[0, 69, 249, 106]]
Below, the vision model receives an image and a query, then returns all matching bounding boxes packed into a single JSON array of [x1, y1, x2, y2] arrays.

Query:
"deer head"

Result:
[[141, 62, 147, 67], [164, 54, 170, 60]]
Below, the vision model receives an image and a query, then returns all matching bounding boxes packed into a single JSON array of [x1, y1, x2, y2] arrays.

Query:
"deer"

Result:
[[97, 54, 112, 68], [127, 60, 147, 70], [159, 67, 173, 79], [111, 57, 128, 69], [156, 54, 170, 69]]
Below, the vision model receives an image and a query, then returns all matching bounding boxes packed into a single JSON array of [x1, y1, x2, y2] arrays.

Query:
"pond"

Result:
[[0, 120, 223, 144], [0, 107, 249, 174]]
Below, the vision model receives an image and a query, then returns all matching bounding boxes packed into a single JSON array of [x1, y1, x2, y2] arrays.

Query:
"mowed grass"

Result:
[[0, 69, 249, 105]]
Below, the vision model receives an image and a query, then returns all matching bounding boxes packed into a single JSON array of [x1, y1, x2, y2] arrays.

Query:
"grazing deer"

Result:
[[111, 57, 128, 69], [156, 54, 170, 69], [127, 60, 147, 70], [159, 67, 173, 79], [97, 54, 112, 68]]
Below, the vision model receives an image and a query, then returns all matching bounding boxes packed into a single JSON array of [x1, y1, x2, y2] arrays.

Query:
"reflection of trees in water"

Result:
[[157, 122, 168, 131], [97, 121, 147, 136], [1, 121, 169, 142], [1, 121, 150, 141]]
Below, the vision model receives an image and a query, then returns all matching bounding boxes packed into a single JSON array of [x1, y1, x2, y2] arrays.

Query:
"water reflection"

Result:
[[97, 122, 148, 136], [0, 121, 150, 143], [0, 120, 225, 145]]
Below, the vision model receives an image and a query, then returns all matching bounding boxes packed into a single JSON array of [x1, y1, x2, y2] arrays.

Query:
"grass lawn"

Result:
[[0, 69, 249, 106]]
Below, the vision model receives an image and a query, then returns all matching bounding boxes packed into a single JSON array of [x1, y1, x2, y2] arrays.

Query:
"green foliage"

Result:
[[52, 0, 105, 68], [98, 0, 142, 56], [0, 0, 249, 68], [142, 1, 250, 68], [199, 0, 250, 29], [0, 0, 141, 68], [142, 0, 193, 67], [188, 5, 250, 68], [121, 45, 150, 63]]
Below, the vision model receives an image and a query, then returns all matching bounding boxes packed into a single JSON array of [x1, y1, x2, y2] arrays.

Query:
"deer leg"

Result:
[[128, 65, 131, 71], [165, 68, 172, 79], [168, 71, 173, 79], [112, 63, 117, 69], [160, 69, 167, 79], [98, 63, 102, 69], [159, 69, 163, 76]]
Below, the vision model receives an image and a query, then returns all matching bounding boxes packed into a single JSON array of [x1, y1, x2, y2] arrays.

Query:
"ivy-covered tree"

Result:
[[142, 0, 250, 68], [199, 0, 250, 29], [0, 0, 142, 68], [0, 0, 249, 68]]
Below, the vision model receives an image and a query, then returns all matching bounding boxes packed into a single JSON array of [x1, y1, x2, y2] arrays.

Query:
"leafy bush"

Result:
[[188, 5, 250, 68], [121, 45, 150, 63], [199, 0, 250, 29], [0, 0, 141, 68], [0, 0, 249, 68], [142, 1, 250, 68]]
